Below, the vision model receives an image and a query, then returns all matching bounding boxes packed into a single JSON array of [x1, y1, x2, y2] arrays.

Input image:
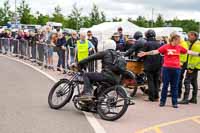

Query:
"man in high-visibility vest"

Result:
[[75, 33, 95, 63], [179, 31, 200, 104], [178, 39, 189, 98]]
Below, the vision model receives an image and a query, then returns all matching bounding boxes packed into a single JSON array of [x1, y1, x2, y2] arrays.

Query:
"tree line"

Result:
[[0, 0, 199, 32]]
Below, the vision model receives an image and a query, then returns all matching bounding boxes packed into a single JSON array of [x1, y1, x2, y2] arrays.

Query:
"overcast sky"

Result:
[[1, 0, 200, 21]]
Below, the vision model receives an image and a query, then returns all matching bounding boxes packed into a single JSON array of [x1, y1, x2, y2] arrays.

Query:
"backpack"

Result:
[[109, 50, 127, 74]]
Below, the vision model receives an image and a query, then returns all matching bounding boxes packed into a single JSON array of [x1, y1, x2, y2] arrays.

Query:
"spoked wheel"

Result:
[[48, 79, 74, 109], [97, 86, 129, 121]]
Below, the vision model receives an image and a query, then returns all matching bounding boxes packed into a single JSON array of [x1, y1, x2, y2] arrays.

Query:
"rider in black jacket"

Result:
[[125, 30, 162, 101], [124, 31, 146, 61], [78, 40, 122, 101], [142, 30, 162, 101]]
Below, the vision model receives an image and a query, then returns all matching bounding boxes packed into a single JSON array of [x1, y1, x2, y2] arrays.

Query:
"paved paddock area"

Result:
[[0, 54, 200, 133]]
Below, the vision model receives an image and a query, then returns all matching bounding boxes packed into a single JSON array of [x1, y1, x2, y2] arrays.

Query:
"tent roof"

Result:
[[80, 21, 183, 38], [82, 20, 145, 34]]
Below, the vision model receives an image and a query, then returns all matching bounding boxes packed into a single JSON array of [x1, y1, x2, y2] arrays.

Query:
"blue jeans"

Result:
[[57, 49, 65, 69], [160, 67, 181, 105]]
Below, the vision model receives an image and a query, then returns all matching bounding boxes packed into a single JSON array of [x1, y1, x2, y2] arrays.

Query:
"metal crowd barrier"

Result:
[[88, 50, 97, 72], [0, 38, 96, 72], [0, 38, 10, 54], [0, 38, 49, 65], [0, 38, 2, 53]]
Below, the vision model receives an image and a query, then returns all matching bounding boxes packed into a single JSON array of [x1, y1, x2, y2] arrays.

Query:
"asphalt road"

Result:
[[0, 56, 94, 133], [1, 55, 200, 133]]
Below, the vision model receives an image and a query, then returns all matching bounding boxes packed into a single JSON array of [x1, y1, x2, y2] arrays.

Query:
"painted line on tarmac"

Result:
[[136, 115, 200, 133], [192, 118, 200, 125], [0, 55, 106, 133], [154, 127, 163, 133]]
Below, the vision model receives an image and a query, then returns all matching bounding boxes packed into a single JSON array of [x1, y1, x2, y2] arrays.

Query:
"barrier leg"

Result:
[[24, 41, 28, 59], [37, 44, 44, 66], [0, 39, 2, 53], [16, 40, 19, 56], [2, 39, 8, 54], [26, 41, 31, 59], [5, 39, 9, 54], [19, 40, 23, 58], [31, 44, 36, 61], [9, 39, 12, 54], [44, 45, 48, 67], [22, 40, 26, 58], [13, 40, 17, 55]]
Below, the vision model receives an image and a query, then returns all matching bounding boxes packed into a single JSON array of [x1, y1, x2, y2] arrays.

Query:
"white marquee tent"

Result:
[[80, 20, 146, 51], [80, 21, 183, 51]]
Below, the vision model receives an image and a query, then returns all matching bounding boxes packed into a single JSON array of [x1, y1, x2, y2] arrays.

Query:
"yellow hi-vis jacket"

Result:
[[180, 40, 189, 66], [187, 40, 200, 69], [77, 40, 89, 62]]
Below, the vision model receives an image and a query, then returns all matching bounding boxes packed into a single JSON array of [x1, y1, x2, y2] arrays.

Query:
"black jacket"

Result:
[[125, 37, 146, 61], [30, 35, 37, 46], [56, 37, 67, 48], [66, 37, 78, 48], [79, 49, 115, 72], [88, 36, 98, 52], [78, 49, 121, 81], [141, 38, 162, 71]]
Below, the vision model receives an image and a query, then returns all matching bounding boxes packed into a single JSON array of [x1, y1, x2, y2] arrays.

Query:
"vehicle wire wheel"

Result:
[[48, 79, 74, 109], [97, 86, 129, 121]]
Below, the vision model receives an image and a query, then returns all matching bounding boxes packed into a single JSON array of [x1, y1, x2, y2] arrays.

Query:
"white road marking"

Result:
[[0, 55, 106, 133]]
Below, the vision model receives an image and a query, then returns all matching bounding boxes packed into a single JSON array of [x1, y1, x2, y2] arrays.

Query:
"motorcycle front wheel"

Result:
[[48, 79, 74, 109]]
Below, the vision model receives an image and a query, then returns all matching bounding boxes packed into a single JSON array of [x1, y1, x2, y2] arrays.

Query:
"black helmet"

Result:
[[145, 29, 156, 38], [133, 31, 143, 40]]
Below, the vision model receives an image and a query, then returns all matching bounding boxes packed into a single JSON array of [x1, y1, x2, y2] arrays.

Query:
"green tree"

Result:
[[134, 16, 148, 27], [155, 14, 165, 27], [17, 0, 37, 24], [112, 17, 122, 22], [89, 4, 100, 25], [68, 3, 83, 30], [51, 5, 64, 23], [100, 11, 106, 23], [169, 19, 199, 32], [0, 0, 13, 25], [82, 16, 91, 28], [89, 4, 106, 25], [37, 13, 50, 25]]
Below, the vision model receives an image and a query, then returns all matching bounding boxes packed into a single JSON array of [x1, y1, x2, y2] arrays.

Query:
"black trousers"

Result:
[[145, 70, 160, 100], [183, 69, 198, 100], [37, 44, 44, 63], [178, 63, 187, 97], [83, 72, 115, 94]]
